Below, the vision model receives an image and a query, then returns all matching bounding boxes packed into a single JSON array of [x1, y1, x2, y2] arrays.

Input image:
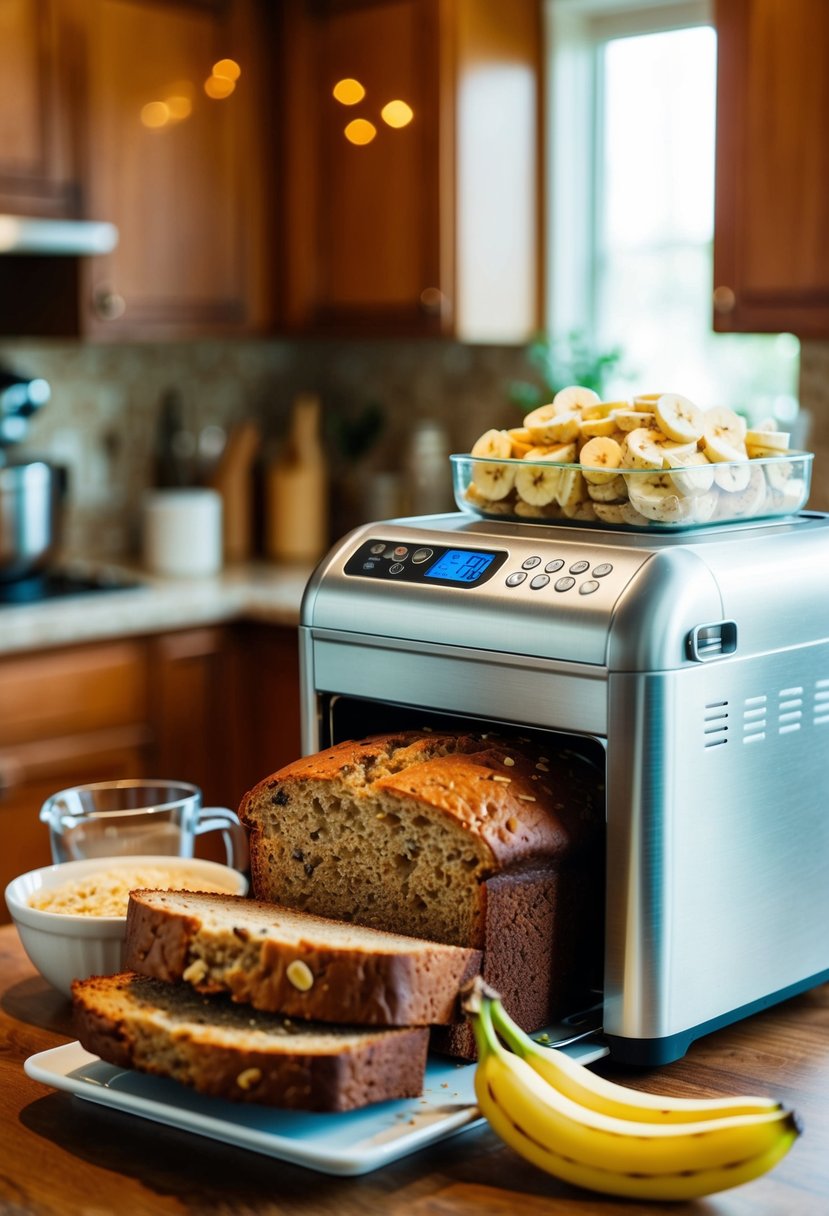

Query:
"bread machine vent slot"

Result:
[[742, 695, 767, 744], [704, 701, 729, 748], [777, 686, 803, 735], [814, 679, 829, 727]]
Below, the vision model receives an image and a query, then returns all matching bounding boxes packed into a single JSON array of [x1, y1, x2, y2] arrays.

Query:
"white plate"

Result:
[[25, 1037, 608, 1176]]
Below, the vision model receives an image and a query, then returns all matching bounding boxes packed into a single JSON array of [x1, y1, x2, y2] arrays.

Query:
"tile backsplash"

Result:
[[1, 336, 827, 561]]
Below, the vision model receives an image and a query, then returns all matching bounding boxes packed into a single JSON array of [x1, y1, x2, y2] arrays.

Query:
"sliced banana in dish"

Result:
[[525, 409, 582, 445], [580, 436, 624, 485], [471, 428, 512, 459], [654, 393, 704, 444], [622, 428, 696, 471], [663, 450, 715, 497], [701, 406, 747, 463], [556, 466, 589, 508], [724, 463, 768, 517], [515, 453, 563, 505], [713, 461, 751, 493], [613, 409, 655, 432], [586, 473, 628, 503], [626, 471, 696, 523], [551, 385, 601, 413]]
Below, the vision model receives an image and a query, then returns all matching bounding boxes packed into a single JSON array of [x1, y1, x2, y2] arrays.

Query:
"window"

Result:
[[547, 0, 799, 426]]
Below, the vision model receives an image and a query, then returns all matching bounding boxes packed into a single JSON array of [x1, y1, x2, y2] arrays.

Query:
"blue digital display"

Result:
[[425, 549, 496, 583]]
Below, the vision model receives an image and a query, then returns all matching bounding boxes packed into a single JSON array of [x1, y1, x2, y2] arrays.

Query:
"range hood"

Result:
[[0, 215, 118, 255]]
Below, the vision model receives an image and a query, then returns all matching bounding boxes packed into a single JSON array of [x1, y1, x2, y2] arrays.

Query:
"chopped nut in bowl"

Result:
[[455, 388, 813, 530], [4, 855, 248, 997]]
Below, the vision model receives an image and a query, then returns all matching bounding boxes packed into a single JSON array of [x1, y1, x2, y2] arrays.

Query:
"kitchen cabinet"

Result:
[[279, 0, 542, 341], [0, 0, 78, 218], [0, 623, 301, 922], [713, 0, 829, 336], [0, 639, 152, 917], [0, 0, 274, 340]]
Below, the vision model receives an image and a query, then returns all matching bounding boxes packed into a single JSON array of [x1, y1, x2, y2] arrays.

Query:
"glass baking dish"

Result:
[[450, 451, 814, 530]]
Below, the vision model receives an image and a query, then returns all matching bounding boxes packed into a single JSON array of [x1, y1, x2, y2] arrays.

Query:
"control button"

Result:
[[362, 561, 376, 571], [593, 562, 613, 577], [579, 580, 600, 595], [412, 547, 433, 564], [530, 574, 550, 590], [389, 562, 405, 574], [370, 543, 386, 555], [522, 556, 542, 570], [545, 558, 565, 573], [506, 571, 527, 587], [569, 560, 590, 574], [392, 545, 409, 559], [554, 576, 576, 592]]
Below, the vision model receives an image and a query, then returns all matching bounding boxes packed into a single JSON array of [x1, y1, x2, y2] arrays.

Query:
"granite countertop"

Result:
[[0, 561, 316, 656]]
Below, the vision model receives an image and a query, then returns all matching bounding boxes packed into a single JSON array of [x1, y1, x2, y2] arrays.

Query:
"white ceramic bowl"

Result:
[[5, 855, 248, 997]]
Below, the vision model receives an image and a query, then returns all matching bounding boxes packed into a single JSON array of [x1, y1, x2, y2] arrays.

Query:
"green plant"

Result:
[[509, 330, 627, 411]]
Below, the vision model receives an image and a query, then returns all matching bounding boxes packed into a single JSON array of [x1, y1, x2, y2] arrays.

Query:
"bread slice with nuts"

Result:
[[72, 972, 428, 1111], [125, 890, 482, 1026]]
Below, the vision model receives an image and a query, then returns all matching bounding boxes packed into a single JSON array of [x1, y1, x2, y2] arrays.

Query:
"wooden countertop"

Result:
[[3, 926, 828, 1215]]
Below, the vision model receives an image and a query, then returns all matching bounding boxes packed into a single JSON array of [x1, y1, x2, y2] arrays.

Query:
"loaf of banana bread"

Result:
[[239, 731, 602, 1058]]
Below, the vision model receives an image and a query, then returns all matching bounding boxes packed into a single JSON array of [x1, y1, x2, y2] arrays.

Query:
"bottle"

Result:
[[403, 419, 453, 516], [208, 420, 261, 563], [152, 389, 193, 488], [266, 394, 328, 563]]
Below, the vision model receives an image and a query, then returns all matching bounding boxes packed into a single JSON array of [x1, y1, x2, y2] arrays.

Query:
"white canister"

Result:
[[142, 488, 223, 577]]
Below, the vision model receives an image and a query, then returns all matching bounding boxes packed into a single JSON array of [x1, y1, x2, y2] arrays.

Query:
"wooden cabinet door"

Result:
[[229, 624, 301, 795], [280, 0, 541, 340], [0, 0, 77, 216], [81, 0, 271, 339], [714, 0, 829, 335], [281, 0, 443, 336]]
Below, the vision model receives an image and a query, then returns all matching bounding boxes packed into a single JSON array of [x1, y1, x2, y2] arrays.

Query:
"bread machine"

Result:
[[298, 510, 829, 1065]]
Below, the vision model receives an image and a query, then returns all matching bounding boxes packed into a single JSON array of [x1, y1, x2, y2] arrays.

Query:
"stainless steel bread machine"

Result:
[[298, 510, 829, 1064]]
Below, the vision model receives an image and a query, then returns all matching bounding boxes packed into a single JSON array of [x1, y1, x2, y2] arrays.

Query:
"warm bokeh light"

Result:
[[333, 77, 366, 105], [204, 74, 236, 99], [213, 58, 241, 82], [380, 99, 413, 128], [166, 95, 192, 120], [141, 101, 170, 128], [344, 118, 376, 145]]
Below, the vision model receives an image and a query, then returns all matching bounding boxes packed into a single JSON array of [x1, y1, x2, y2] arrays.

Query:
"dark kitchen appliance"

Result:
[[299, 510, 829, 1065]]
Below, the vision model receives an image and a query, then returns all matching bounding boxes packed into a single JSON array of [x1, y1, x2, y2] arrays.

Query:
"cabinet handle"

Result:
[[713, 286, 736, 314], [93, 288, 127, 321], [419, 287, 445, 315]]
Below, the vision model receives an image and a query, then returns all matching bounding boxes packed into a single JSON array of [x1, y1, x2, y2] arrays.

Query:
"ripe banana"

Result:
[[702, 406, 748, 462], [654, 392, 704, 443], [579, 436, 623, 485], [465, 983, 801, 1202], [515, 455, 562, 506]]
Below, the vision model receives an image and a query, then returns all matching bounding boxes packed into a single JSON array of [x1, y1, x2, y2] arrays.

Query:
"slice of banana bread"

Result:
[[72, 972, 429, 1111], [124, 890, 481, 1026], [239, 731, 602, 1058]]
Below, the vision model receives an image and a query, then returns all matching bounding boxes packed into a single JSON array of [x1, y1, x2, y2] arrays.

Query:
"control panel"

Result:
[[344, 539, 508, 588]]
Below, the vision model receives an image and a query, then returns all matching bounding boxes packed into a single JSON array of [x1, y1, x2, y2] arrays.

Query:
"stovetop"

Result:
[[0, 568, 142, 606]]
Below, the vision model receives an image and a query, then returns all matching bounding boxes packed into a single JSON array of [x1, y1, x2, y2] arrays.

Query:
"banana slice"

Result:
[[663, 450, 715, 497], [582, 399, 626, 421], [622, 428, 696, 471], [580, 436, 624, 485], [514, 499, 551, 519], [613, 409, 655, 432], [556, 466, 588, 508], [724, 464, 768, 517], [745, 429, 790, 456], [654, 393, 704, 444], [471, 458, 516, 501], [592, 502, 627, 524], [713, 461, 751, 493], [551, 385, 601, 413], [587, 473, 628, 503], [579, 416, 620, 439], [464, 482, 513, 514], [632, 393, 666, 412], [560, 499, 597, 521], [702, 406, 747, 462], [692, 489, 720, 523], [620, 500, 651, 527], [762, 456, 796, 492], [768, 477, 807, 512], [507, 427, 534, 458], [525, 442, 578, 464], [525, 409, 582, 445], [471, 428, 512, 459], [515, 458, 562, 506], [626, 471, 695, 523]]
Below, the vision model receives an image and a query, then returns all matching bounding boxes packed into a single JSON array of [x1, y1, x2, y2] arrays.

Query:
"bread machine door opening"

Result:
[[321, 692, 607, 1037]]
